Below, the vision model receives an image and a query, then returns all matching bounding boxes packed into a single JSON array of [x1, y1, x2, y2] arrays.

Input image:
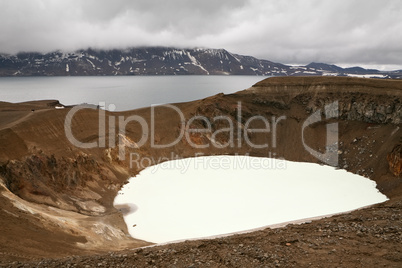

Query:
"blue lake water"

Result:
[[0, 76, 266, 111]]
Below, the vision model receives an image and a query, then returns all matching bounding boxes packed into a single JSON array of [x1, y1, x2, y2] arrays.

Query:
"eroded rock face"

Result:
[[248, 77, 402, 125], [0, 151, 118, 215], [333, 97, 400, 124], [388, 144, 402, 176]]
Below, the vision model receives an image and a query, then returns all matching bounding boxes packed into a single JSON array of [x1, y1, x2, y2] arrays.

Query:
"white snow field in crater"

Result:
[[114, 155, 388, 244]]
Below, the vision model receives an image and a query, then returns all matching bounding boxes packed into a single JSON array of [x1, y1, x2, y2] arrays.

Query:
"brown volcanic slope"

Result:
[[0, 77, 401, 267]]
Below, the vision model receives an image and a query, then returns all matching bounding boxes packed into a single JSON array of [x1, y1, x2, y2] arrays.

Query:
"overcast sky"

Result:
[[1, 0, 401, 70]]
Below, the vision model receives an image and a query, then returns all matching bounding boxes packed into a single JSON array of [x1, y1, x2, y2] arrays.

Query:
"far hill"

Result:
[[0, 47, 401, 78]]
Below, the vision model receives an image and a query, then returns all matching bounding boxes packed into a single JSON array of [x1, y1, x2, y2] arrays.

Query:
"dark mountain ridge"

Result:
[[0, 47, 401, 78]]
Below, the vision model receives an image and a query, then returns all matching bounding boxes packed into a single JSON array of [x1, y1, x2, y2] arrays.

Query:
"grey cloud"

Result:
[[0, 0, 401, 69]]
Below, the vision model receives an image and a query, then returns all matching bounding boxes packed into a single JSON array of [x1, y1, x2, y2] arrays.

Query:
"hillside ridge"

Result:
[[1, 47, 401, 78]]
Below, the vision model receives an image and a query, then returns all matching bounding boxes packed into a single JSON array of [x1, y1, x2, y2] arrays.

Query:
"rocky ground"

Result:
[[7, 198, 402, 267], [0, 77, 401, 267]]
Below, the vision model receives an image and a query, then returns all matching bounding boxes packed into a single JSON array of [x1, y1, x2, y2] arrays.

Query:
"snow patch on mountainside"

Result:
[[0, 47, 400, 77]]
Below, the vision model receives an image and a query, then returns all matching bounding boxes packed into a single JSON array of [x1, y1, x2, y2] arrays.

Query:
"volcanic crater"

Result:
[[0, 76, 401, 267]]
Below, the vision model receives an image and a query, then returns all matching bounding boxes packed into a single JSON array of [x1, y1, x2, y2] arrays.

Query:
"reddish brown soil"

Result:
[[0, 77, 401, 267]]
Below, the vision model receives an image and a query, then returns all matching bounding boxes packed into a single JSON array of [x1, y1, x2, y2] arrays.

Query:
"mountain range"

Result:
[[0, 47, 401, 78]]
